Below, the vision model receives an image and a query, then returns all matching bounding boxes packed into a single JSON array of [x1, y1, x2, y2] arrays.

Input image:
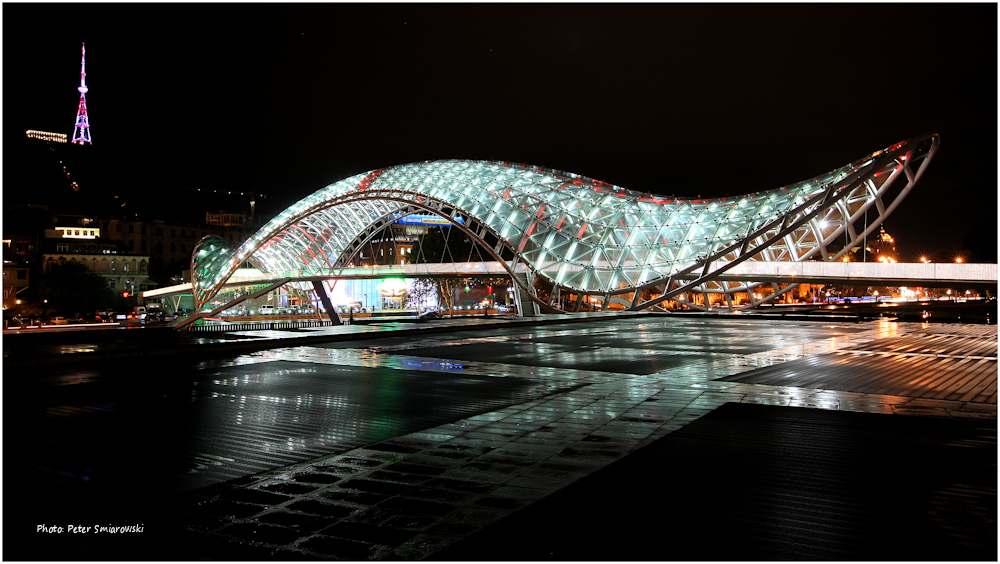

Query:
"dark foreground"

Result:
[[4, 314, 996, 560]]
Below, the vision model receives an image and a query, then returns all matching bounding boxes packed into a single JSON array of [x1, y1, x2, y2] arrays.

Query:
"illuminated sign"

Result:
[[379, 278, 407, 297], [393, 214, 464, 226], [56, 227, 99, 239], [26, 130, 68, 143]]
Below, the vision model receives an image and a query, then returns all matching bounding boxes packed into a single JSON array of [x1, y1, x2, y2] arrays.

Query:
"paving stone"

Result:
[[474, 495, 532, 510], [489, 485, 552, 501], [255, 510, 343, 533], [298, 534, 383, 560], [331, 456, 388, 468], [473, 452, 544, 468], [433, 443, 494, 455], [377, 496, 461, 517], [320, 521, 418, 546], [193, 499, 267, 519], [284, 499, 358, 519], [385, 533, 456, 560], [424, 520, 484, 538], [422, 477, 497, 494], [398, 452, 471, 467], [343, 506, 402, 526], [383, 462, 450, 476], [180, 513, 230, 534], [220, 522, 303, 546], [441, 468, 517, 485], [259, 481, 322, 495], [176, 532, 280, 560], [338, 478, 416, 496], [397, 486, 481, 505], [535, 457, 605, 474], [290, 472, 343, 485], [269, 548, 323, 560], [366, 441, 425, 454], [381, 512, 440, 531], [365, 470, 432, 485], [317, 488, 388, 506]]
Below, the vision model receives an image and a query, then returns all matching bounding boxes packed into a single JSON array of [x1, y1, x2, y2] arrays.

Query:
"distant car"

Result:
[[49, 316, 69, 325], [258, 305, 275, 315]]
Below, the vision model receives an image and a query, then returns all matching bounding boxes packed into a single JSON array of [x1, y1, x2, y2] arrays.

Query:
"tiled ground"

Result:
[[163, 317, 995, 560]]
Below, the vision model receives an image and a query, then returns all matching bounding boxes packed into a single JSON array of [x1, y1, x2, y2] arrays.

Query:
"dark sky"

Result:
[[3, 3, 996, 260]]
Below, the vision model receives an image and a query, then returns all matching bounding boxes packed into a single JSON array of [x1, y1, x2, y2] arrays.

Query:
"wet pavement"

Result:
[[4, 314, 996, 560]]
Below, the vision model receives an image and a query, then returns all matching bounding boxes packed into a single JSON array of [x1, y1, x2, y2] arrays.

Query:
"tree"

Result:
[[39, 258, 117, 314]]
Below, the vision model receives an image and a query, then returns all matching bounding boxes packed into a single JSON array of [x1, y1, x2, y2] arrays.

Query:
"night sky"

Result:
[[4, 3, 996, 261]]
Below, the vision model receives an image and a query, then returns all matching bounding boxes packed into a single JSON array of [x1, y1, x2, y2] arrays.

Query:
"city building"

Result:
[[96, 216, 250, 276], [41, 225, 151, 297], [866, 226, 899, 263]]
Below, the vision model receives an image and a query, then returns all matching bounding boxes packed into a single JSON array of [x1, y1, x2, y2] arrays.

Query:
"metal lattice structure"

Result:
[[71, 43, 92, 146], [192, 134, 939, 313]]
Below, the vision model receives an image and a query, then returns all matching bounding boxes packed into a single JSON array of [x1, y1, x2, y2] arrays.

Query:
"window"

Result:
[[155, 227, 163, 236], [170, 229, 176, 237], [108, 279, 116, 289], [128, 225, 134, 234], [181, 230, 186, 238], [128, 240, 135, 250], [116, 224, 122, 233], [180, 244, 186, 253], [56, 243, 68, 252], [170, 244, 176, 252], [139, 260, 147, 272], [141, 241, 147, 252], [141, 226, 146, 235]]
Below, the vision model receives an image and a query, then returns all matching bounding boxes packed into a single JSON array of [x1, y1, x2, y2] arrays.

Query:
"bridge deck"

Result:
[[144, 262, 998, 300]]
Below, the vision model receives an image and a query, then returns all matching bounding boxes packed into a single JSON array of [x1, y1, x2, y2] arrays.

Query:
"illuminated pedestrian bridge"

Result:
[[191, 133, 939, 314]]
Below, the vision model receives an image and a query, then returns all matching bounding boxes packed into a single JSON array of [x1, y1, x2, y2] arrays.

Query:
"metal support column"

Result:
[[312, 280, 343, 325]]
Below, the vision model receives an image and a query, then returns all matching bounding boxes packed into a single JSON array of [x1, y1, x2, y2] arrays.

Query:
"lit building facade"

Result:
[[867, 226, 898, 263], [191, 134, 940, 313], [41, 228, 150, 296]]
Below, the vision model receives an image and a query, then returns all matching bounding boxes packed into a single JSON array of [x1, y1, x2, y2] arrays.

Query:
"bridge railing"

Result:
[[187, 319, 340, 333]]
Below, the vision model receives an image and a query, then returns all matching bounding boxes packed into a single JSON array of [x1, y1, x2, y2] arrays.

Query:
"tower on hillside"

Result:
[[71, 42, 92, 145]]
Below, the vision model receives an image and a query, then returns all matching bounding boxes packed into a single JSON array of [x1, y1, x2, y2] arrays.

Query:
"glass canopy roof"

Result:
[[192, 134, 939, 309]]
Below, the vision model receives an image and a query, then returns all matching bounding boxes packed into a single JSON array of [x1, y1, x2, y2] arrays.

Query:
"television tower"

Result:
[[71, 42, 92, 145]]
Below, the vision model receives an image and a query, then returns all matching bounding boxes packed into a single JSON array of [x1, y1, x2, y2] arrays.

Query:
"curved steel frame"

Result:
[[192, 134, 939, 313]]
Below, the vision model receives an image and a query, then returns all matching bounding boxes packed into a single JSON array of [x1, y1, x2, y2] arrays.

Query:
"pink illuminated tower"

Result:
[[71, 42, 91, 145]]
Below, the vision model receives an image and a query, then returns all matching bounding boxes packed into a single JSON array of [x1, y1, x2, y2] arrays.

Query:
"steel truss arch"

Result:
[[191, 134, 939, 313]]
